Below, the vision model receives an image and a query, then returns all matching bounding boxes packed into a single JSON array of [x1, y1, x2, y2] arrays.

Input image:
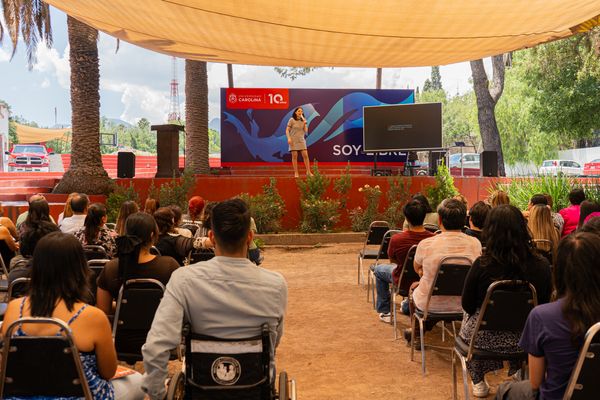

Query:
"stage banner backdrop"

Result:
[[220, 88, 414, 166]]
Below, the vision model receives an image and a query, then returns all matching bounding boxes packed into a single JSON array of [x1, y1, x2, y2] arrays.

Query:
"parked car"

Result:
[[583, 158, 600, 176], [539, 160, 583, 177], [5, 144, 54, 172], [449, 152, 480, 176]]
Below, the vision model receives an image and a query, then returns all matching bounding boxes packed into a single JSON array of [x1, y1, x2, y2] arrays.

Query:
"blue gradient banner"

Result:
[[220, 88, 414, 165]]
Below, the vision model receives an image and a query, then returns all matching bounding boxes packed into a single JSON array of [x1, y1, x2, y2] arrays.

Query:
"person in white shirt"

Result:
[[59, 193, 89, 234]]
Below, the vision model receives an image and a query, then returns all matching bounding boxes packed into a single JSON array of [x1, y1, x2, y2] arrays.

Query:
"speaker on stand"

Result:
[[481, 151, 498, 177]]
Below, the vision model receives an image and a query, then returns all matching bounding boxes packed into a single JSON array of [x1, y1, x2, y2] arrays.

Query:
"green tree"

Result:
[[423, 66, 443, 92]]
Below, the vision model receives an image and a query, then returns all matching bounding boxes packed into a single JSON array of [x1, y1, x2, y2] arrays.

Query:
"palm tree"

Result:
[[0, 0, 52, 68], [184, 59, 210, 174], [53, 16, 112, 194]]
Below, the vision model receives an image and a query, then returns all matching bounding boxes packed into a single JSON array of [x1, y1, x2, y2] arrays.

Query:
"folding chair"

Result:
[[112, 278, 166, 365], [367, 229, 401, 306], [423, 223, 440, 233], [166, 323, 296, 400], [181, 223, 200, 236], [0, 277, 31, 320], [563, 322, 600, 400], [0, 317, 93, 399], [410, 256, 472, 375], [83, 245, 109, 261], [0, 256, 9, 292], [105, 222, 117, 230], [189, 248, 216, 264], [452, 280, 538, 400], [392, 245, 419, 339], [150, 246, 162, 256], [357, 221, 390, 286], [88, 259, 110, 282], [532, 239, 553, 265]]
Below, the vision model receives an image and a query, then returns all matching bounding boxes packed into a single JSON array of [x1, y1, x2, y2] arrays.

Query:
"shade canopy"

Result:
[[45, 0, 600, 67], [15, 123, 70, 143]]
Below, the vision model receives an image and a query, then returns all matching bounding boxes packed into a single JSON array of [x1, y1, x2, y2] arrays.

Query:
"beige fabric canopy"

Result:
[[46, 0, 600, 67], [15, 123, 70, 143]]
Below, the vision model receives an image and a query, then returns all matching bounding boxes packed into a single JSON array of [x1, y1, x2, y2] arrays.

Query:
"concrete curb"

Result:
[[256, 232, 365, 246]]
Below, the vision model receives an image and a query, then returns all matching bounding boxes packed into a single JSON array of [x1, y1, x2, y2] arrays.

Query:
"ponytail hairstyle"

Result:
[[83, 203, 107, 244], [116, 212, 158, 279]]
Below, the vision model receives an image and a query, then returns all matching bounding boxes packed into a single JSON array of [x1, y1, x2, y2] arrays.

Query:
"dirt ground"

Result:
[[261, 243, 510, 400]]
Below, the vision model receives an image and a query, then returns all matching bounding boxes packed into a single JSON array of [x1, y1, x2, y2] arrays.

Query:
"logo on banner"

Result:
[[226, 88, 289, 109]]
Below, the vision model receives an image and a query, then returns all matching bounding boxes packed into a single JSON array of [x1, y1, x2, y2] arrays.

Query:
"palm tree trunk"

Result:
[[185, 59, 210, 174], [54, 16, 112, 194]]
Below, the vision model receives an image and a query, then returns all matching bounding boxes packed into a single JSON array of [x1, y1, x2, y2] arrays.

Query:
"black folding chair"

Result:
[[532, 239, 553, 265], [563, 322, 600, 400], [0, 277, 31, 321], [423, 223, 440, 233], [367, 229, 401, 305], [150, 246, 161, 256], [410, 256, 472, 375], [112, 278, 166, 365], [181, 223, 199, 236], [83, 245, 109, 261], [0, 317, 93, 399], [357, 221, 390, 286], [190, 248, 216, 264], [0, 256, 9, 293], [392, 245, 419, 339], [166, 323, 296, 400], [452, 280, 538, 400]]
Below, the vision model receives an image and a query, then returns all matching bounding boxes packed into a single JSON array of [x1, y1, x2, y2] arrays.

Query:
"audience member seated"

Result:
[[248, 216, 263, 265], [168, 205, 192, 238], [75, 203, 117, 258], [496, 232, 600, 400], [8, 221, 59, 288], [141, 199, 288, 400], [459, 205, 552, 398], [464, 201, 490, 244], [488, 190, 510, 208], [143, 198, 159, 215], [576, 200, 600, 231], [183, 195, 205, 226], [154, 207, 209, 265], [543, 194, 564, 235], [373, 200, 434, 323], [0, 202, 19, 240], [193, 202, 215, 239], [15, 194, 55, 232], [1, 232, 145, 400], [18, 197, 54, 236], [96, 212, 179, 315], [0, 215, 18, 269], [403, 193, 439, 230], [522, 194, 547, 219], [404, 198, 482, 341], [57, 192, 77, 225], [59, 193, 89, 234], [559, 188, 585, 237], [580, 216, 600, 236], [115, 200, 139, 236], [528, 204, 559, 259]]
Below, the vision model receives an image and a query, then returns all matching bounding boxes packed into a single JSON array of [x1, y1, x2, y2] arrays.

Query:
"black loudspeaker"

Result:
[[117, 152, 136, 178], [481, 151, 498, 177], [429, 151, 446, 175]]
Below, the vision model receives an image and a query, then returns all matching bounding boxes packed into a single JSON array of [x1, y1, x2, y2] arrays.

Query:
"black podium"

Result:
[[151, 124, 184, 178]]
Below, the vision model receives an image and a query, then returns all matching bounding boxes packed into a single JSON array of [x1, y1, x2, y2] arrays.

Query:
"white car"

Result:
[[539, 160, 583, 177]]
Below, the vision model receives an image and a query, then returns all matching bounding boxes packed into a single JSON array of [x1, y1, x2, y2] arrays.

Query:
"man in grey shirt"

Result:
[[142, 199, 288, 399]]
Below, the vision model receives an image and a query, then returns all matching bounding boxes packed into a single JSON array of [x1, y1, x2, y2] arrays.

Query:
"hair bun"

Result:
[[116, 235, 143, 255]]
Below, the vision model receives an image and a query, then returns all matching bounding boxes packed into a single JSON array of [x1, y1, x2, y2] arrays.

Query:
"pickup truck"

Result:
[[5, 144, 54, 172]]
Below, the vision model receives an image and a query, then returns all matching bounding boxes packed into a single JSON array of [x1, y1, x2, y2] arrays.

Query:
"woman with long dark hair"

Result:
[[498, 232, 600, 400], [74, 203, 116, 258], [286, 106, 312, 178], [96, 212, 179, 315], [20, 198, 53, 236], [1, 232, 145, 399], [459, 205, 552, 398], [154, 207, 210, 265], [115, 201, 139, 236]]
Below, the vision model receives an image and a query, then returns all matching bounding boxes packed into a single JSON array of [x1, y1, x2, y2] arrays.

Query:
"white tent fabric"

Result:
[[45, 0, 600, 67]]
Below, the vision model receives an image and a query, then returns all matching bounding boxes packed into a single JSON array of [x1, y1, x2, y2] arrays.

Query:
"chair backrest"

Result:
[[563, 322, 600, 400], [105, 222, 116, 230], [112, 279, 166, 362], [396, 245, 419, 297], [0, 255, 9, 276], [0, 317, 93, 399], [423, 223, 440, 233], [6, 277, 30, 300], [181, 224, 199, 236], [466, 280, 538, 359], [375, 230, 402, 263], [87, 259, 110, 281], [150, 246, 161, 256], [185, 323, 272, 400], [430, 256, 472, 297], [190, 248, 216, 264], [364, 221, 390, 247], [532, 239, 554, 264], [83, 245, 108, 261]]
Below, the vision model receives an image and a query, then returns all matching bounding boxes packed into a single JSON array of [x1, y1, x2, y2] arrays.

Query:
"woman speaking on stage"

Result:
[[286, 107, 312, 178]]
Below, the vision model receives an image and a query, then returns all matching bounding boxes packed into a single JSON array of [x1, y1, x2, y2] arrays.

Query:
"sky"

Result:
[[0, 7, 481, 128]]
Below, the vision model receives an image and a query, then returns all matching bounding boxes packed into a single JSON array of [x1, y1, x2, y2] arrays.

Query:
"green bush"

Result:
[[240, 178, 286, 233], [333, 162, 353, 209], [502, 175, 574, 212], [297, 163, 341, 233], [157, 169, 196, 212], [106, 182, 140, 223], [349, 184, 383, 232], [426, 163, 459, 209], [384, 176, 412, 228]]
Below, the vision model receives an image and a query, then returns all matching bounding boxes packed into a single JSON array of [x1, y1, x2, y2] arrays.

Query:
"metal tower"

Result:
[[167, 57, 181, 122]]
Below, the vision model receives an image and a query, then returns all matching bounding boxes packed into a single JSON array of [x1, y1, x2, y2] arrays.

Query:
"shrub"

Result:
[[349, 184, 383, 232], [240, 178, 286, 233], [426, 163, 459, 209], [333, 162, 353, 209], [297, 163, 341, 232], [501, 175, 574, 212], [384, 176, 412, 228], [157, 169, 196, 212], [106, 182, 140, 223]]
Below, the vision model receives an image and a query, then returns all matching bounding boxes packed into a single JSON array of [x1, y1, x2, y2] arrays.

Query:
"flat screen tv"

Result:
[[362, 103, 442, 152]]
